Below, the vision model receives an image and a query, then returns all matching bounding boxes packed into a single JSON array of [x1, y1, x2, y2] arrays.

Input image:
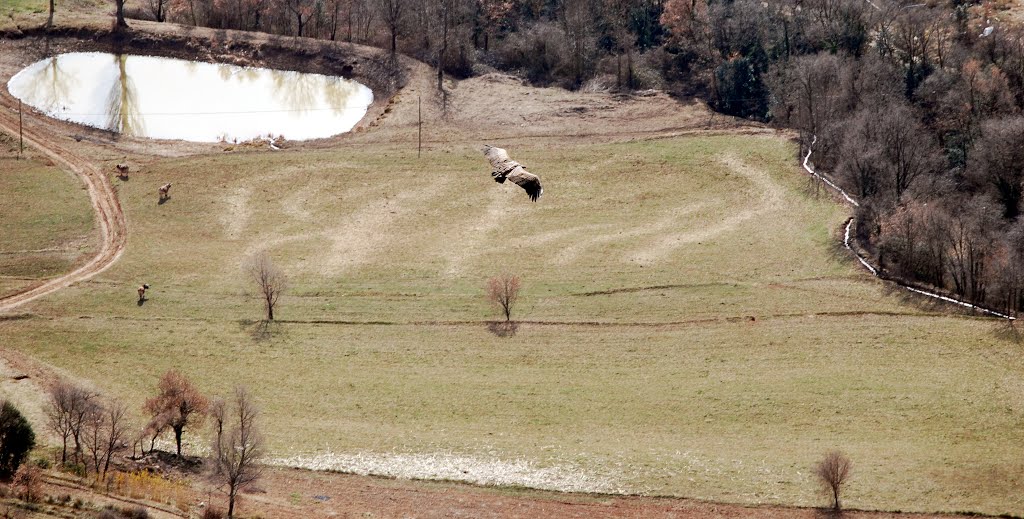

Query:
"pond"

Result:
[[7, 52, 374, 143]]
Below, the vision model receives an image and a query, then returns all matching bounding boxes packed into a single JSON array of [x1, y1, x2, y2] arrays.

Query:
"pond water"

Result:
[[7, 52, 374, 143]]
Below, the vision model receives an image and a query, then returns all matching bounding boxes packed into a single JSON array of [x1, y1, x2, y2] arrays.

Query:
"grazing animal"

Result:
[[137, 283, 150, 303], [482, 145, 543, 202], [158, 183, 172, 201], [116, 163, 129, 174]]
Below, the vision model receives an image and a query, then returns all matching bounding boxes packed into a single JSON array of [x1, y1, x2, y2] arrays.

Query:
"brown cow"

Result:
[[158, 183, 172, 202], [137, 283, 150, 303]]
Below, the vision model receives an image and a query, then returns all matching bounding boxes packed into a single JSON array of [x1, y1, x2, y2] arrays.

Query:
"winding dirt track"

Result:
[[0, 103, 127, 314]]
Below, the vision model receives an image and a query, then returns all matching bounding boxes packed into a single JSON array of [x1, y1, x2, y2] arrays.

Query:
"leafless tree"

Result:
[[247, 251, 288, 321], [285, 0, 315, 36], [767, 53, 846, 138], [144, 370, 209, 457], [814, 450, 852, 511], [968, 117, 1024, 219], [45, 382, 76, 466], [945, 206, 994, 304], [147, 0, 169, 21], [209, 397, 226, 447], [11, 463, 42, 503], [46, 0, 55, 28], [486, 273, 521, 322], [210, 387, 264, 519], [376, 0, 407, 53], [114, 0, 129, 29], [46, 382, 100, 467], [83, 399, 131, 478]]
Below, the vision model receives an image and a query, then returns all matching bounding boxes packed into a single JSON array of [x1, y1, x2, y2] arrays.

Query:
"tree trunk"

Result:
[[174, 426, 183, 456], [228, 489, 237, 518], [114, 0, 129, 29], [47, 0, 54, 28]]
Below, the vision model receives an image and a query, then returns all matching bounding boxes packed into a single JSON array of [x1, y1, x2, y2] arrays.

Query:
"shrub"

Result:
[[124, 506, 150, 519], [815, 450, 852, 511], [495, 23, 567, 87], [201, 507, 225, 519], [0, 401, 35, 478], [11, 463, 42, 503]]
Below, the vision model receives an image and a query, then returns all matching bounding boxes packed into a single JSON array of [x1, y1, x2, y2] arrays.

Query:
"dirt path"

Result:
[[0, 100, 127, 314]]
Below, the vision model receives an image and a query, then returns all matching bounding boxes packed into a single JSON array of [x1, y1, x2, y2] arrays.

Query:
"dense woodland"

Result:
[[136, 0, 1024, 316]]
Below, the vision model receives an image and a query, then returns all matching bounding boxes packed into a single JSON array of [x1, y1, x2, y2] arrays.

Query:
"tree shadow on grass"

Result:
[[992, 318, 1024, 345], [486, 321, 518, 338], [813, 508, 847, 519], [240, 319, 283, 342]]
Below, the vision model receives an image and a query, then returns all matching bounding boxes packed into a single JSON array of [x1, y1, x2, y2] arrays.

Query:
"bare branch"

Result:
[[247, 251, 288, 321]]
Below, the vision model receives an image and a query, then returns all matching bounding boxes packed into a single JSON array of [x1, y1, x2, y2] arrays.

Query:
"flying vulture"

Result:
[[483, 145, 543, 202]]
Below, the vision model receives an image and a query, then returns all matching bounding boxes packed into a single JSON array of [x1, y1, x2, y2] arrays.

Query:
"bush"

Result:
[[62, 462, 87, 478], [495, 23, 567, 87], [201, 507, 225, 519], [815, 450, 852, 511], [124, 506, 150, 519], [11, 463, 42, 503], [0, 401, 35, 478]]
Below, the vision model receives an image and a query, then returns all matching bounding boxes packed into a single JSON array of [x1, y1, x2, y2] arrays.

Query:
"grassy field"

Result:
[[2, 134, 1023, 514], [0, 138, 95, 298]]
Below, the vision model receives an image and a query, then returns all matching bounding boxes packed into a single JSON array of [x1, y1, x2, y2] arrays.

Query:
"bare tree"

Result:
[[11, 463, 42, 503], [247, 251, 287, 321], [114, 0, 129, 29], [83, 399, 131, 478], [146, 0, 169, 21], [210, 387, 264, 519], [46, 383, 100, 467], [967, 117, 1024, 219], [376, 0, 407, 53], [486, 273, 521, 322], [46, 0, 55, 28], [209, 397, 226, 447], [144, 370, 209, 457], [45, 382, 76, 465], [814, 450, 852, 511]]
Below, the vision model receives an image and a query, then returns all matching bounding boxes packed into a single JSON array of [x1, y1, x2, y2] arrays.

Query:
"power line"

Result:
[[33, 104, 374, 117]]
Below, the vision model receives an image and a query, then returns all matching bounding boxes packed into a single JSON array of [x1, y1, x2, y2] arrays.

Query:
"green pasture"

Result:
[[0, 150, 94, 297], [3, 134, 1023, 514]]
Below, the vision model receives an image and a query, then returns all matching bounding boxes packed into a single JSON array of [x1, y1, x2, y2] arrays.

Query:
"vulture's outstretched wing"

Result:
[[507, 168, 543, 202], [482, 144, 543, 202], [483, 144, 518, 173]]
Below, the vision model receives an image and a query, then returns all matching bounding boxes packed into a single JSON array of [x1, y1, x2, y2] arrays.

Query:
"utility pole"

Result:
[[18, 99, 24, 159], [417, 94, 422, 159]]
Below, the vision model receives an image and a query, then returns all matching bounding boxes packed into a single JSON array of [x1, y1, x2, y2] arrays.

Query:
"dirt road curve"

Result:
[[0, 102, 127, 313]]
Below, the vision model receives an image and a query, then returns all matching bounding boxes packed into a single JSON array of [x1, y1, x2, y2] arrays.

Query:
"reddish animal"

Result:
[[137, 283, 150, 303], [158, 183, 172, 202]]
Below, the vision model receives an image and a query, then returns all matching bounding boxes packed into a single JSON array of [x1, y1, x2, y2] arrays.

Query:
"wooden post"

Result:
[[417, 94, 422, 159], [18, 99, 23, 159]]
